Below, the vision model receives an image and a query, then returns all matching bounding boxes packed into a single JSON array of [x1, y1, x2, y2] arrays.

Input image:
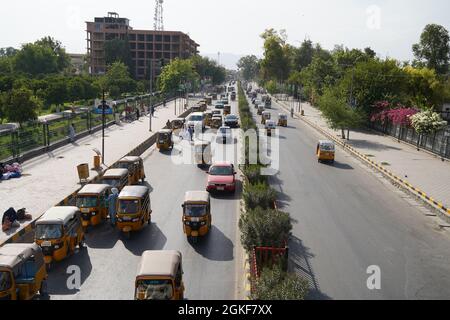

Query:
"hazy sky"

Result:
[[1, 0, 449, 62]]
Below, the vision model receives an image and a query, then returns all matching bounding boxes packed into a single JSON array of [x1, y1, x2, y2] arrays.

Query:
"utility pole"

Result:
[[101, 90, 106, 164], [149, 61, 153, 132]]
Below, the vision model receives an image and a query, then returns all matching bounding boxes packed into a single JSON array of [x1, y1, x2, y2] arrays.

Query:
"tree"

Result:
[[100, 61, 137, 99], [318, 87, 365, 139], [35, 37, 70, 72], [3, 87, 42, 125], [158, 58, 199, 95], [293, 39, 314, 71], [0, 47, 18, 57], [104, 38, 134, 78], [14, 43, 58, 76], [404, 66, 446, 108], [260, 29, 290, 82], [237, 55, 260, 81], [252, 265, 309, 300], [413, 24, 450, 75], [44, 77, 68, 107], [411, 109, 447, 135], [239, 207, 292, 252], [190, 55, 226, 85]]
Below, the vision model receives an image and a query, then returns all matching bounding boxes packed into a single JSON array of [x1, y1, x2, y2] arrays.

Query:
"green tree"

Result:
[[158, 58, 199, 95], [318, 87, 365, 139], [3, 87, 42, 125], [0, 47, 18, 57], [239, 207, 292, 252], [237, 55, 260, 81], [104, 38, 134, 77], [100, 61, 137, 99], [413, 24, 450, 75], [190, 55, 225, 85], [14, 43, 58, 76], [260, 29, 290, 82], [410, 109, 447, 135], [44, 77, 68, 107], [404, 66, 446, 108], [293, 39, 314, 71], [35, 37, 70, 72], [67, 77, 86, 103], [252, 265, 309, 300]]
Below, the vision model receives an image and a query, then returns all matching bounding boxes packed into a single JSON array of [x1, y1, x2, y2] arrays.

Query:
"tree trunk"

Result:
[[341, 128, 346, 139], [347, 129, 350, 140]]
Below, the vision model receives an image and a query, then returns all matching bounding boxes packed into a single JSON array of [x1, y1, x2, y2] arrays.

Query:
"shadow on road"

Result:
[[84, 223, 120, 249], [121, 223, 167, 256], [347, 139, 402, 152], [268, 174, 292, 210], [46, 247, 92, 296], [210, 180, 243, 201], [289, 236, 331, 300], [321, 161, 353, 170], [191, 226, 234, 262]]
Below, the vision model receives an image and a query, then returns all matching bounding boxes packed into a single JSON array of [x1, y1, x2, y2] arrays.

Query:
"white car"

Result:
[[216, 126, 233, 144], [187, 112, 205, 131]]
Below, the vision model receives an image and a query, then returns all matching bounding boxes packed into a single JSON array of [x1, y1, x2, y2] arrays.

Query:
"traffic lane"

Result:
[[47, 130, 241, 300], [251, 97, 450, 299]]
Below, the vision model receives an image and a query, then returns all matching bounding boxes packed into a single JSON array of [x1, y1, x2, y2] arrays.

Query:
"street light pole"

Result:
[[101, 90, 106, 164], [149, 60, 153, 132]]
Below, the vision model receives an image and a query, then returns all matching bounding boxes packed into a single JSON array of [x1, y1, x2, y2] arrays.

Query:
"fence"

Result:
[[0, 93, 171, 164], [371, 121, 450, 159]]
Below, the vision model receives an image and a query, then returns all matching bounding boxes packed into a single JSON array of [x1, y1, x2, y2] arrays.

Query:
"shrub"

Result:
[[252, 265, 309, 300], [242, 164, 267, 185], [239, 207, 292, 252], [243, 182, 277, 210]]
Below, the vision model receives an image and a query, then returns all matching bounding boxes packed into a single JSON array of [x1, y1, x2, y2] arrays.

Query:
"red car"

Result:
[[206, 162, 237, 193]]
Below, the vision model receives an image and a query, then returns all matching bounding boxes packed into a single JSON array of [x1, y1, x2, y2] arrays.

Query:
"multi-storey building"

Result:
[[86, 12, 199, 80]]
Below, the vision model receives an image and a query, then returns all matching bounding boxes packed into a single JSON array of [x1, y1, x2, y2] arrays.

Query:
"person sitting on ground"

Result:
[[166, 120, 171, 129], [2, 208, 20, 231]]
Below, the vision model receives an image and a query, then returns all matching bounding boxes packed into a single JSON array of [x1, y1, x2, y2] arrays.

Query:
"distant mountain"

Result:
[[201, 53, 244, 70]]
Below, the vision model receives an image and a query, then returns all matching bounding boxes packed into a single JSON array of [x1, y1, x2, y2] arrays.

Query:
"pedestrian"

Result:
[[188, 126, 194, 141], [136, 108, 140, 120], [290, 107, 294, 118], [151, 106, 155, 117], [68, 123, 76, 142], [166, 120, 171, 129], [107, 188, 119, 227]]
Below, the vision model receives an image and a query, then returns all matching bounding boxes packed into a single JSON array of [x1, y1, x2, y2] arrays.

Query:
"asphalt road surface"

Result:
[[249, 92, 450, 300], [46, 88, 243, 300]]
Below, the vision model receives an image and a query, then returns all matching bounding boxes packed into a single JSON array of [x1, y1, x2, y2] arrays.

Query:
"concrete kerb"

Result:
[[274, 97, 450, 221], [0, 107, 193, 248]]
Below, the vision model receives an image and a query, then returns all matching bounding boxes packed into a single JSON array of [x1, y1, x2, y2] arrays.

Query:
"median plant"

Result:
[[239, 207, 292, 252], [242, 164, 267, 185], [243, 182, 277, 211]]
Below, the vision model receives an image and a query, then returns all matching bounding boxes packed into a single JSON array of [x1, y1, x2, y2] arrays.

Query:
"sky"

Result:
[[0, 0, 449, 68]]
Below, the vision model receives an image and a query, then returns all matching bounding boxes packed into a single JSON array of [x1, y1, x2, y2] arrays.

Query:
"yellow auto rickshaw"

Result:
[[192, 105, 201, 113], [76, 184, 110, 230], [224, 105, 231, 116], [182, 191, 212, 243], [35, 207, 85, 266], [317, 140, 335, 163], [117, 186, 152, 237], [206, 97, 212, 105], [101, 168, 129, 191], [135, 250, 184, 300], [0, 243, 48, 300], [117, 156, 146, 184], [204, 111, 213, 127], [261, 111, 271, 125], [265, 120, 277, 137], [157, 129, 174, 151], [198, 102, 207, 112], [278, 114, 288, 127], [194, 141, 212, 167], [210, 116, 223, 129], [257, 105, 265, 115], [171, 118, 185, 130]]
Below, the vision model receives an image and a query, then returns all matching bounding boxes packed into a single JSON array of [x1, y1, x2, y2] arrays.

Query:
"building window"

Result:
[[172, 35, 180, 42], [138, 52, 145, 59], [164, 52, 171, 59], [146, 43, 153, 51], [138, 43, 145, 50], [155, 44, 162, 51], [128, 34, 136, 41], [138, 34, 145, 42], [156, 35, 162, 42], [164, 35, 171, 42], [138, 60, 145, 67], [130, 43, 136, 50], [164, 44, 171, 51], [146, 34, 154, 42], [155, 52, 162, 59], [138, 68, 145, 75], [172, 44, 180, 51], [172, 53, 180, 59]]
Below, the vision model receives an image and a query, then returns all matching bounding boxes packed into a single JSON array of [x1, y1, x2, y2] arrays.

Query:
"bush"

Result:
[[252, 265, 309, 300], [239, 207, 292, 251], [242, 164, 267, 185], [243, 182, 277, 210]]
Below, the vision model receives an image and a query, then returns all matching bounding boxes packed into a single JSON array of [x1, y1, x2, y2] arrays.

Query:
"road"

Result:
[[249, 91, 450, 300], [46, 88, 243, 300]]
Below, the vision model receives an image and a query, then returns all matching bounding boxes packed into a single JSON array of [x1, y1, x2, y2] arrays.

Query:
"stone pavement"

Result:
[[0, 98, 197, 244], [274, 96, 450, 213]]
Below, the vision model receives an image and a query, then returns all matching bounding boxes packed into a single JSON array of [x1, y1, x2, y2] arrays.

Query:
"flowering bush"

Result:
[[410, 110, 447, 134], [370, 101, 418, 127]]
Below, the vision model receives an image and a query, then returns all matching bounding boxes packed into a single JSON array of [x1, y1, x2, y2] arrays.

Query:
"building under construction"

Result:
[[86, 12, 199, 80]]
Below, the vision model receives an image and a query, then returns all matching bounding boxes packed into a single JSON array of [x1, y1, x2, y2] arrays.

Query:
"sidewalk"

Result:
[[275, 96, 450, 213], [0, 98, 195, 244]]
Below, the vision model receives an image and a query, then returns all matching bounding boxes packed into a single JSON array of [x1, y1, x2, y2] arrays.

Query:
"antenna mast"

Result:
[[154, 0, 164, 31]]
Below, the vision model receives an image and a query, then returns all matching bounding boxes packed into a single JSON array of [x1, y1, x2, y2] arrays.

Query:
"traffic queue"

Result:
[[0, 83, 239, 300]]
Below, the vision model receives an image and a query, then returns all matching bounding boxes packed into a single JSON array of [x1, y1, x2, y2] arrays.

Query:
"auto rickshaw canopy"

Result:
[[158, 129, 173, 136], [120, 156, 142, 164], [184, 191, 210, 204], [318, 140, 335, 151], [265, 120, 276, 128], [137, 250, 182, 278], [78, 184, 110, 195], [279, 114, 288, 120], [103, 168, 129, 179], [0, 243, 43, 270], [37, 206, 79, 225], [119, 186, 149, 199]]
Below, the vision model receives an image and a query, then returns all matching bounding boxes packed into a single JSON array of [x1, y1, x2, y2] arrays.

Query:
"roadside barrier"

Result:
[[0, 106, 194, 247], [275, 98, 450, 219]]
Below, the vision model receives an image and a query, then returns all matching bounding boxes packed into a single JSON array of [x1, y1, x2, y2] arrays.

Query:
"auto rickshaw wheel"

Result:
[[39, 280, 48, 297], [79, 238, 85, 250]]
